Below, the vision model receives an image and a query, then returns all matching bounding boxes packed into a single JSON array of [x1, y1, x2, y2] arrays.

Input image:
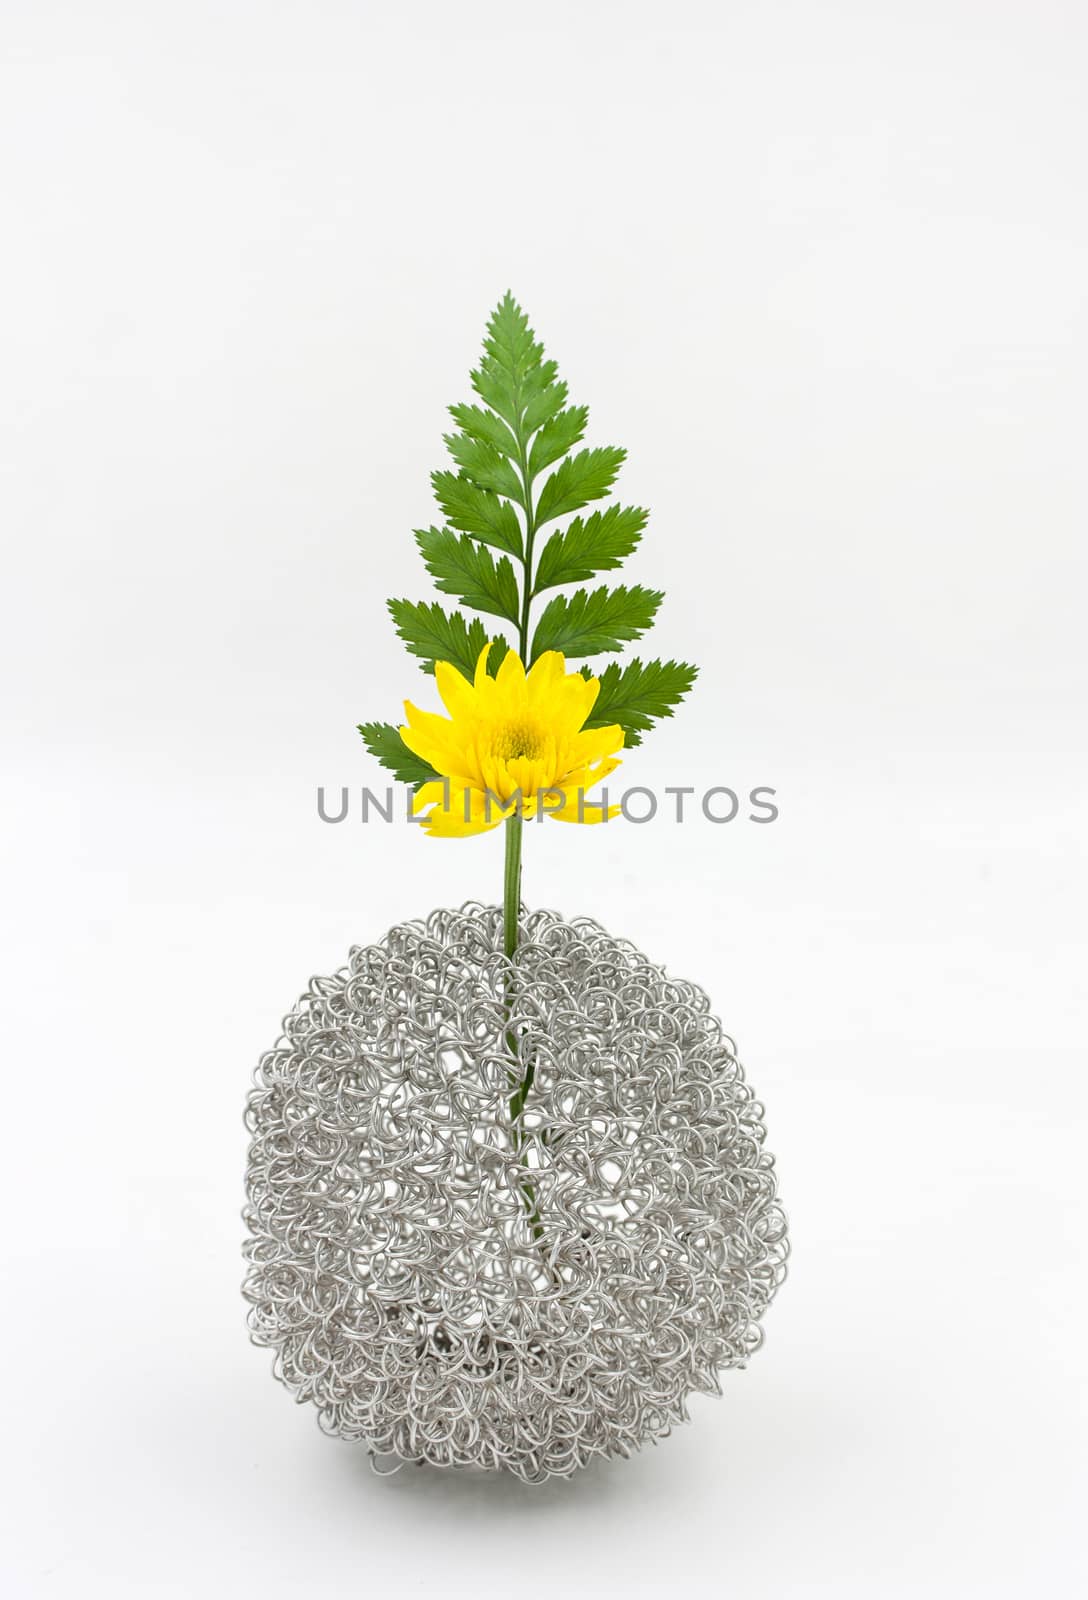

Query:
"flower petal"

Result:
[[548, 794, 621, 824], [526, 650, 566, 706], [400, 714, 477, 783], [567, 722, 625, 768], [473, 641, 494, 691], [416, 780, 514, 837], [495, 647, 527, 702], [411, 778, 449, 815], [435, 658, 478, 720]]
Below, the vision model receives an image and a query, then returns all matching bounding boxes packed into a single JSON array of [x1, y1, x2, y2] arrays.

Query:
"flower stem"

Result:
[[506, 393, 547, 1251], [503, 810, 522, 962], [501, 810, 523, 1114], [501, 811, 545, 1246]]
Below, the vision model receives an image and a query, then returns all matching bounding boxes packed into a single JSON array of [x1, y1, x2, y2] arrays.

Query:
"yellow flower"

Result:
[[401, 645, 624, 837]]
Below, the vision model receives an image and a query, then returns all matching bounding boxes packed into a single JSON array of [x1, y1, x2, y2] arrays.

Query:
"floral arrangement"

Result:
[[358, 291, 697, 959], [244, 296, 787, 1480]]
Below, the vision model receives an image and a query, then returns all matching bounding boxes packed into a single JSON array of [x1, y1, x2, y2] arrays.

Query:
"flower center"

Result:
[[493, 719, 545, 762]]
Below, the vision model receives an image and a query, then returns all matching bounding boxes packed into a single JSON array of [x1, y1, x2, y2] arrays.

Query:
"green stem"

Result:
[[502, 811, 544, 1244], [506, 440, 536, 1132], [505, 407, 549, 1251], [503, 810, 522, 962], [516, 438, 536, 662], [502, 811, 532, 1138]]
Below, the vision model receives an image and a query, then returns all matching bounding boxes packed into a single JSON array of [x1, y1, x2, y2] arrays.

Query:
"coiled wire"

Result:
[[243, 904, 788, 1482]]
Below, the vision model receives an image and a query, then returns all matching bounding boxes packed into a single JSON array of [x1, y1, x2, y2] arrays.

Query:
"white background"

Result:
[[2, 2, 1086, 1595]]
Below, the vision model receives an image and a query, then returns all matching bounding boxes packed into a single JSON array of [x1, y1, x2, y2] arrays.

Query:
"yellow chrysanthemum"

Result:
[[401, 645, 624, 838]]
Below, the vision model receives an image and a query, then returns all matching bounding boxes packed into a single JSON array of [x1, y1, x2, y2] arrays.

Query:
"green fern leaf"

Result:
[[414, 527, 520, 622], [533, 504, 648, 593], [528, 405, 589, 478], [470, 293, 570, 437], [447, 402, 518, 460], [472, 356, 561, 426], [388, 598, 507, 678], [431, 470, 523, 557], [374, 293, 698, 763], [483, 290, 543, 380], [469, 293, 554, 430], [468, 359, 519, 429], [443, 432, 525, 505], [521, 379, 569, 437], [579, 658, 698, 747], [535, 447, 627, 526], [357, 721, 439, 786], [531, 584, 662, 659]]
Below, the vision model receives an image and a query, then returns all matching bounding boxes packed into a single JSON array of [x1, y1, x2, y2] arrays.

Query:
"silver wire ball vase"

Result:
[[242, 903, 788, 1482]]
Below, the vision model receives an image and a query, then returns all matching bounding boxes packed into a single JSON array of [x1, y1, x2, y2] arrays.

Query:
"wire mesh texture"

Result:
[[243, 903, 788, 1483]]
